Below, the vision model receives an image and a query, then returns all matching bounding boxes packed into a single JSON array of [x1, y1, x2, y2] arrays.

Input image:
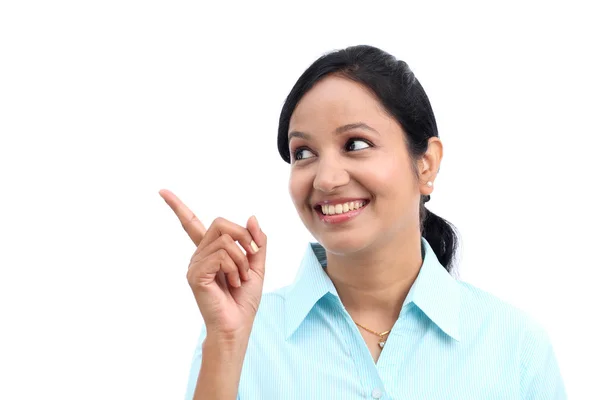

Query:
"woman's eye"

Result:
[[293, 139, 371, 161], [346, 139, 372, 152], [293, 148, 315, 161]]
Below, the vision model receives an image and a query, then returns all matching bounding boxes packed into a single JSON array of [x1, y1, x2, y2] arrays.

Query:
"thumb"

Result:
[[246, 215, 267, 277]]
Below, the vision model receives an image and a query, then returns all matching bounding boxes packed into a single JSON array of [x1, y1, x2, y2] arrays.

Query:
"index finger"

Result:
[[159, 189, 206, 246]]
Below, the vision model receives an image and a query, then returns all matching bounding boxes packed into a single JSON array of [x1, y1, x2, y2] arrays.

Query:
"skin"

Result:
[[288, 74, 443, 363]]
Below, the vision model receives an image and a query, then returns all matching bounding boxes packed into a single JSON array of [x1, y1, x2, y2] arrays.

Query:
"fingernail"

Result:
[[235, 277, 242, 287], [250, 240, 259, 254]]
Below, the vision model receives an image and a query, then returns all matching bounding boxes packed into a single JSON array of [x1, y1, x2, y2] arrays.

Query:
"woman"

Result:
[[160, 45, 566, 399]]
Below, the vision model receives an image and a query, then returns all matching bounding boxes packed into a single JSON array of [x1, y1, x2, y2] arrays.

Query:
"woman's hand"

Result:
[[159, 189, 267, 339]]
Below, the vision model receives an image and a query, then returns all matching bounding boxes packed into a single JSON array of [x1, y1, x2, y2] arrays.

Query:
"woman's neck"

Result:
[[324, 233, 423, 325]]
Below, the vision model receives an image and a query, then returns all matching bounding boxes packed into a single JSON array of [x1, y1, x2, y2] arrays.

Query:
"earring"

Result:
[[427, 181, 433, 187]]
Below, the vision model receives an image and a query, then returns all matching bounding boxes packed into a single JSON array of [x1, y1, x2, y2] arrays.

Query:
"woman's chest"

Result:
[[237, 334, 519, 400]]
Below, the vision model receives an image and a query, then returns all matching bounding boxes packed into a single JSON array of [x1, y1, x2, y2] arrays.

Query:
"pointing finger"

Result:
[[159, 189, 207, 246]]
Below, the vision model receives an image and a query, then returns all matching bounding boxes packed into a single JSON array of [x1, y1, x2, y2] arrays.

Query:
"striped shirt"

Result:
[[185, 237, 566, 399]]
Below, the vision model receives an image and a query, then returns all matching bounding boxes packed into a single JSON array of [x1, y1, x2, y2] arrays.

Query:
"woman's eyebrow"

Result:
[[288, 122, 380, 140]]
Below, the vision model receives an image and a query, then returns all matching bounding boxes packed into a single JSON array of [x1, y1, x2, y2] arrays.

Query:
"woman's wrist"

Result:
[[204, 327, 252, 354]]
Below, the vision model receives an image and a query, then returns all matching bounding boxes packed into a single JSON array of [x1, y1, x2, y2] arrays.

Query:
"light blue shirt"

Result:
[[185, 237, 566, 399]]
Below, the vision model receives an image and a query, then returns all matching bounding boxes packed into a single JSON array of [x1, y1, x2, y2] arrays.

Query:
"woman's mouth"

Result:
[[314, 200, 370, 224]]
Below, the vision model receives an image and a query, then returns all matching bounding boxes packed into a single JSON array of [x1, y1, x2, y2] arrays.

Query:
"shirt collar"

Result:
[[284, 237, 461, 342]]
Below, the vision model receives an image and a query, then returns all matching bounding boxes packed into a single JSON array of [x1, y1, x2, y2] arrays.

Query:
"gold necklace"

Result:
[[354, 321, 391, 348]]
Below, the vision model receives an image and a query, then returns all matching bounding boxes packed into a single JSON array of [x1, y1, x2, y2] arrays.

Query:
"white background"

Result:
[[1, 1, 598, 399]]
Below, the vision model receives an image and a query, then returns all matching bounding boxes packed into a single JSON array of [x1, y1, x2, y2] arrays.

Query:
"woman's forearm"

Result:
[[193, 331, 251, 400]]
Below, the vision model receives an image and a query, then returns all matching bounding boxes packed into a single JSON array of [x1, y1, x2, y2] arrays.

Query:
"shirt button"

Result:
[[371, 388, 383, 399]]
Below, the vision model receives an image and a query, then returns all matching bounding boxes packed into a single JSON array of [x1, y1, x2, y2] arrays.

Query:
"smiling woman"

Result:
[[166, 45, 566, 400], [284, 72, 448, 264]]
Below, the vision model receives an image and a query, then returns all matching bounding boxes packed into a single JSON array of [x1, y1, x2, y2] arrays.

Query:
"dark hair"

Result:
[[277, 45, 459, 273]]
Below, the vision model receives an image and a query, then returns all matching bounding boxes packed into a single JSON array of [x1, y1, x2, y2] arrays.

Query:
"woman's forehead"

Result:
[[289, 77, 389, 133]]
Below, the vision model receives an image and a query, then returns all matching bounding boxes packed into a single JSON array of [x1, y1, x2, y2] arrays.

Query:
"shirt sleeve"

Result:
[[184, 322, 207, 400], [520, 319, 567, 400]]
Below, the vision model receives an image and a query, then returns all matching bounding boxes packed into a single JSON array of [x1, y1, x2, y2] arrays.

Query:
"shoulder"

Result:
[[456, 280, 549, 348], [455, 280, 556, 364], [248, 285, 291, 332], [456, 281, 568, 397], [259, 285, 289, 310], [447, 280, 566, 397], [456, 279, 542, 332]]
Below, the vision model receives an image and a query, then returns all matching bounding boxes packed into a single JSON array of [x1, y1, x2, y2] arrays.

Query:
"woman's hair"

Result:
[[277, 45, 459, 273]]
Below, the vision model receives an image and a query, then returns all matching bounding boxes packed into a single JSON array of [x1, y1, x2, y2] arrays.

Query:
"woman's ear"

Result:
[[421, 137, 443, 177], [430, 137, 443, 168]]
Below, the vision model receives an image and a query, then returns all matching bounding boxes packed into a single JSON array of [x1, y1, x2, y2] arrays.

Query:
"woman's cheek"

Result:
[[289, 171, 309, 208]]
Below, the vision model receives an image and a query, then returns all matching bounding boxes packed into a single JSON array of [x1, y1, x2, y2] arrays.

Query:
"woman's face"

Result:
[[288, 75, 435, 255]]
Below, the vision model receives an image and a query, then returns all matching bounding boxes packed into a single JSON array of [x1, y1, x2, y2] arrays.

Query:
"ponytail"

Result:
[[420, 204, 459, 274]]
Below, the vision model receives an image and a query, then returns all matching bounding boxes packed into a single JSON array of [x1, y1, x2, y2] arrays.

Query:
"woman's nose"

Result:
[[313, 159, 350, 193]]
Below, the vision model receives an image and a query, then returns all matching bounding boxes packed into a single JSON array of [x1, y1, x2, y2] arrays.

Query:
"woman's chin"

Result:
[[316, 234, 370, 256]]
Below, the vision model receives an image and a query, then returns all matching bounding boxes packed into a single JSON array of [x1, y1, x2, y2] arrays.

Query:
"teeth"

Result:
[[320, 201, 367, 215]]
